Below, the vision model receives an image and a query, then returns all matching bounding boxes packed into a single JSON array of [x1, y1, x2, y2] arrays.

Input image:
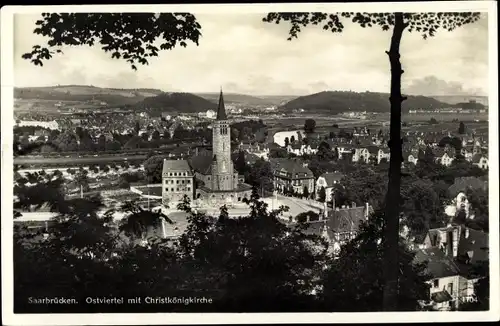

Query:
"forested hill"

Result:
[[134, 92, 217, 113], [195, 92, 275, 106], [14, 85, 163, 106], [280, 91, 450, 114]]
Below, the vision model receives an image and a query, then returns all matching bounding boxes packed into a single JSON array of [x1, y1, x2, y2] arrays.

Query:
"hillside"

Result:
[[14, 85, 163, 108], [431, 95, 488, 106], [259, 95, 298, 106], [134, 92, 217, 114], [195, 92, 274, 106], [280, 91, 449, 114]]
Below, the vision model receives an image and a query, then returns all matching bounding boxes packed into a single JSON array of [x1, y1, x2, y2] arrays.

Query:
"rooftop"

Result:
[[414, 247, 461, 279], [162, 159, 192, 174]]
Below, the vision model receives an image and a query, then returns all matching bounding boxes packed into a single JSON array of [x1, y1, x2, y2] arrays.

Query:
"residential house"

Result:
[[445, 176, 488, 219], [415, 225, 489, 310], [336, 143, 354, 160], [471, 154, 488, 170], [239, 142, 270, 160], [271, 159, 315, 195], [352, 147, 370, 164], [286, 202, 373, 254], [366, 146, 380, 164], [433, 147, 455, 167], [286, 143, 317, 157], [414, 247, 478, 311], [327, 203, 372, 247], [316, 172, 345, 201], [286, 143, 302, 156], [461, 146, 474, 162], [377, 148, 391, 164]]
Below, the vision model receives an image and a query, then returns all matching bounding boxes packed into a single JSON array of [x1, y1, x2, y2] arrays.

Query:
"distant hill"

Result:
[[451, 101, 487, 110], [134, 92, 217, 114], [431, 95, 488, 106], [195, 92, 275, 106], [14, 85, 163, 107], [280, 91, 450, 114], [259, 95, 298, 106]]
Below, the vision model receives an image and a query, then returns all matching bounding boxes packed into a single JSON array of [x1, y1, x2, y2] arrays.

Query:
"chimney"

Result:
[[453, 227, 459, 258], [352, 202, 356, 208], [365, 202, 370, 220], [335, 207, 340, 211], [341, 205, 346, 209], [306, 215, 310, 222], [446, 230, 453, 257], [465, 228, 470, 239]]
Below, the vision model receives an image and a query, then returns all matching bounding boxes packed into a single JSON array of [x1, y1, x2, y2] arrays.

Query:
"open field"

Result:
[[402, 112, 488, 122]]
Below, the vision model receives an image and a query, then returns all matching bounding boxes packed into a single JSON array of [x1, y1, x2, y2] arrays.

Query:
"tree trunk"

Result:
[[383, 12, 407, 311]]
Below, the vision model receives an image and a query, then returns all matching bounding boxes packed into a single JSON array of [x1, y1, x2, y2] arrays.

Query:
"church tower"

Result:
[[211, 89, 234, 191]]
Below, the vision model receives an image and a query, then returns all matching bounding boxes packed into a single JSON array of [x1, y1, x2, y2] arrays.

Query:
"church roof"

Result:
[[216, 89, 227, 120], [189, 152, 214, 175]]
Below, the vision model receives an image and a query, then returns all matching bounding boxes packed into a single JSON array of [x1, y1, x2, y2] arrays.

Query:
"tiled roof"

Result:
[[414, 247, 460, 279], [319, 172, 345, 185], [189, 152, 213, 175], [366, 145, 380, 155], [458, 228, 489, 264], [425, 225, 489, 266], [162, 159, 192, 173], [432, 147, 446, 157], [327, 206, 367, 234], [272, 160, 314, 179], [447, 176, 487, 197], [471, 154, 483, 163]]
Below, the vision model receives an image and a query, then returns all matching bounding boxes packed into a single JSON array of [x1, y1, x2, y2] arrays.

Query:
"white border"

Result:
[[1, 2, 498, 325]]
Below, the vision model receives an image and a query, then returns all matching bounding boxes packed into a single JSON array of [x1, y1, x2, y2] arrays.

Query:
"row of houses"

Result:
[[283, 140, 488, 169]]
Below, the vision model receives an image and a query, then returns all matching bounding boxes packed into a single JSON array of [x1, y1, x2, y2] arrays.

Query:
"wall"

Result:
[[428, 275, 460, 310]]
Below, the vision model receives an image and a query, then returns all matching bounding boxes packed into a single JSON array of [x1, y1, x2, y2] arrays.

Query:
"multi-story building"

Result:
[[415, 225, 489, 311], [272, 159, 314, 195], [161, 159, 194, 206]]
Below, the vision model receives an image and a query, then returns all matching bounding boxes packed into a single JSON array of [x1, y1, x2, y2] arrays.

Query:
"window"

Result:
[[165, 188, 169, 192], [171, 188, 174, 192], [177, 180, 180, 184], [433, 280, 439, 288], [448, 283, 453, 295], [187, 180, 191, 184], [181, 180, 185, 184]]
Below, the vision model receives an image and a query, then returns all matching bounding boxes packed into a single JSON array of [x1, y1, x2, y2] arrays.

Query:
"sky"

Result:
[[13, 12, 489, 96]]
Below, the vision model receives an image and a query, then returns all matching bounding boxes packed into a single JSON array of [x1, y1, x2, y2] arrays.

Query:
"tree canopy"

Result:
[[22, 13, 202, 70]]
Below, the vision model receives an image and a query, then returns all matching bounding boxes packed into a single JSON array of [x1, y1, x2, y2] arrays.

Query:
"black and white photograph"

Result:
[[1, 2, 498, 324]]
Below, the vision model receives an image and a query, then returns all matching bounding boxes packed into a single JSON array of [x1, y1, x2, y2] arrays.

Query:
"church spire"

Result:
[[216, 87, 227, 120]]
